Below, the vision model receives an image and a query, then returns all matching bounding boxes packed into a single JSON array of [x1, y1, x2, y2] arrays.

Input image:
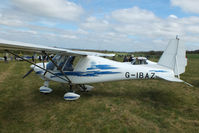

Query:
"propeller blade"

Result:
[[22, 68, 34, 79]]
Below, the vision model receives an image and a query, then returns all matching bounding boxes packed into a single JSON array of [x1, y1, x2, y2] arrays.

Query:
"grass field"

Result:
[[0, 54, 199, 133]]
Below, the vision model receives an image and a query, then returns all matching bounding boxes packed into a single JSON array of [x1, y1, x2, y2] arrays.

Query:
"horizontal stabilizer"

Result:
[[157, 74, 193, 87], [156, 74, 183, 82]]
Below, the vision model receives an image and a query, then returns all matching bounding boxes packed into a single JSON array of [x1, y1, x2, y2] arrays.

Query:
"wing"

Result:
[[0, 39, 115, 57]]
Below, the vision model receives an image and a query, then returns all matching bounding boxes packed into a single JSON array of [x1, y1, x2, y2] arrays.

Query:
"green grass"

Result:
[[0, 54, 199, 133]]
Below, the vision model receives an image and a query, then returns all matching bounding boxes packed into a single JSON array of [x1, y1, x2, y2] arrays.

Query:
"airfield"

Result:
[[0, 53, 199, 133]]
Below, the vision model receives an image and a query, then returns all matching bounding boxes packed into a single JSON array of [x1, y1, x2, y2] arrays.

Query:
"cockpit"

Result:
[[46, 55, 75, 71]]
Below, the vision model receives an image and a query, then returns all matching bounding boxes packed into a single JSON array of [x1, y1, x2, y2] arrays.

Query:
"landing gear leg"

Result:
[[79, 85, 87, 92], [39, 80, 53, 93], [64, 84, 80, 100], [69, 84, 73, 92], [79, 84, 94, 92]]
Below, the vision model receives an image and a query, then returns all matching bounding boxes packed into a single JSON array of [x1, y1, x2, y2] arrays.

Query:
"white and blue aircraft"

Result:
[[0, 37, 190, 100]]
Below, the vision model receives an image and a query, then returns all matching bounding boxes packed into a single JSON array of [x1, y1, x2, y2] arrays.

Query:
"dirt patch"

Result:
[[0, 63, 16, 83]]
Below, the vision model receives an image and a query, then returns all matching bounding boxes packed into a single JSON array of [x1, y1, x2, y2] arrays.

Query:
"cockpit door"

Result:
[[46, 55, 76, 71]]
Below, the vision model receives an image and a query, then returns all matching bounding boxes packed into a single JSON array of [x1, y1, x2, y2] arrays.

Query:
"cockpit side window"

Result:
[[63, 56, 75, 71]]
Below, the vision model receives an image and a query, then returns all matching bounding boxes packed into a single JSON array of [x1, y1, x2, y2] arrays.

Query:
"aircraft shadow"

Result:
[[30, 84, 184, 110], [89, 88, 183, 108]]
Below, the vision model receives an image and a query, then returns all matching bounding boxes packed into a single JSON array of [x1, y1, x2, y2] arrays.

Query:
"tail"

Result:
[[158, 37, 187, 77]]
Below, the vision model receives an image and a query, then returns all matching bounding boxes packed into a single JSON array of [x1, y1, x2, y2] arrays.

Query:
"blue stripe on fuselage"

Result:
[[50, 71, 121, 78], [149, 70, 167, 72], [36, 71, 43, 74], [87, 65, 118, 70]]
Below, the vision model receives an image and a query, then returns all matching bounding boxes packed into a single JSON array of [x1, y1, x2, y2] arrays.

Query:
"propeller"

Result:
[[22, 68, 34, 79], [23, 54, 36, 79]]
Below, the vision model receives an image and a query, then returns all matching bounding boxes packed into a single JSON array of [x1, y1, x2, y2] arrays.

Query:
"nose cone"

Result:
[[30, 64, 35, 69], [33, 63, 45, 76]]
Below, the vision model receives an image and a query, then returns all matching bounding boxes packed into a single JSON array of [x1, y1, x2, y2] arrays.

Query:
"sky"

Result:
[[0, 0, 199, 51]]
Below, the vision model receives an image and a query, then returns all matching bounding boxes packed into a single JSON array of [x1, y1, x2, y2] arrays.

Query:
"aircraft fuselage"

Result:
[[33, 56, 174, 84]]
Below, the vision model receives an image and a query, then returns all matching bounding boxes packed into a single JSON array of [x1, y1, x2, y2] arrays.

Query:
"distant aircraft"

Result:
[[0, 37, 191, 100]]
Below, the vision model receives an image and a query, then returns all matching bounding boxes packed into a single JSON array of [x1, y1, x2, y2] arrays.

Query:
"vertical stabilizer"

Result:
[[158, 38, 187, 76]]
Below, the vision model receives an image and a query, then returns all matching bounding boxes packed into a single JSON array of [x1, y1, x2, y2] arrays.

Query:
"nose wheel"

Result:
[[64, 84, 80, 100], [39, 80, 52, 94]]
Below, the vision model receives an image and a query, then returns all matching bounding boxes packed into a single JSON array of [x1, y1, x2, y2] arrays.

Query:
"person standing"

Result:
[[4, 55, 7, 62], [32, 55, 35, 62], [38, 56, 41, 61], [123, 56, 128, 62]]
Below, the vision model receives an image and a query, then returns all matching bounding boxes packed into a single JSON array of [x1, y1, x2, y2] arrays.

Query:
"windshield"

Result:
[[46, 55, 61, 70], [46, 55, 75, 71]]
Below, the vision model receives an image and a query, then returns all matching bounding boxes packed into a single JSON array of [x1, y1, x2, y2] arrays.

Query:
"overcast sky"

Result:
[[0, 0, 199, 51]]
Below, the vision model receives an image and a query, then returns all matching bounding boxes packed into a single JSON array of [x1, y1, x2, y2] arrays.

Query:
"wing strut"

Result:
[[42, 51, 72, 85], [5, 50, 69, 82]]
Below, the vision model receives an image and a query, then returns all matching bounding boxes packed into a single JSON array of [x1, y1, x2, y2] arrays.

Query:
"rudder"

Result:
[[158, 38, 187, 77]]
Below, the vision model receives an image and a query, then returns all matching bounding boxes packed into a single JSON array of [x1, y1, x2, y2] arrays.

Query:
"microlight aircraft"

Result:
[[0, 37, 190, 100]]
